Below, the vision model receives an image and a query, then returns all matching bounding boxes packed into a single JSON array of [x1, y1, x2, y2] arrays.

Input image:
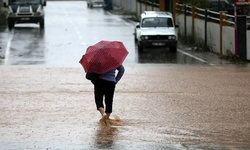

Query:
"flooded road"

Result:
[[0, 66, 250, 149], [0, 1, 250, 149]]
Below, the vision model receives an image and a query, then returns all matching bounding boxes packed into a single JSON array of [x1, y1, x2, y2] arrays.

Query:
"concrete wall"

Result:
[[248, 31, 250, 60], [112, 0, 136, 13], [222, 26, 235, 56], [194, 18, 205, 44], [176, 14, 184, 36], [175, 15, 192, 38], [207, 22, 220, 54], [135, 2, 159, 17], [176, 14, 250, 60]]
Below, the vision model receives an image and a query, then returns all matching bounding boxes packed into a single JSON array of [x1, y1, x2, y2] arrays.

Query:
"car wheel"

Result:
[[138, 44, 143, 53], [8, 20, 14, 30], [170, 46, 177, 53], [40, 18, 45, 29]]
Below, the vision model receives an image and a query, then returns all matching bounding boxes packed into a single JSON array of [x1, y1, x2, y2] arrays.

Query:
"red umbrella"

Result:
[[79, 40, 129, 74]]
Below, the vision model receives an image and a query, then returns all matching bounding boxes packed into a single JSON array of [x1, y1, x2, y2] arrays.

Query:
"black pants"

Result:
[[94, 79, 116, 113]]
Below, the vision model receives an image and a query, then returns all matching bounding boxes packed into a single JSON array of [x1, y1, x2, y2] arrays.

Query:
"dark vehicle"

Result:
[[207, 0, 235, 14], [3, 0, 46, 30]]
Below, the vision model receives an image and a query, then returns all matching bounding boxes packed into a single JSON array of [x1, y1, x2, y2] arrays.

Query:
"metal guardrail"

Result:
[[195, 7, 205, 18], [176, 3, 184, 13], [186, 5, 192, 14], [175, 3, 249, 57], [137, 0, 159, 8], [208, 10, 220, 22], [176, 3, 237, 26], [223, 13, 235, 25], [177, 3, 249, 28]]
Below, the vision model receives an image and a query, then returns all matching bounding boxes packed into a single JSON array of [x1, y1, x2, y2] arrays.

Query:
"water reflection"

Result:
[[136, 47, 208, 65], [8, 25, 45, 65], [94, 116, 124, 149], [137, 48, 178, 63], [94, 123, 118, 149]]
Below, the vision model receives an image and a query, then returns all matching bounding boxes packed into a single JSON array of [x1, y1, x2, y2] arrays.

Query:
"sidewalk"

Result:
[[1, 65, 250, 149]]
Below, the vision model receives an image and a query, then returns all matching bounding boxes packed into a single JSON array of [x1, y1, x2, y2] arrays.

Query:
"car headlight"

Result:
[[168, 35, 176, 40], [34, 12, 41, 16], [141, 36, 148, 40], [8, 12, 16, 17]]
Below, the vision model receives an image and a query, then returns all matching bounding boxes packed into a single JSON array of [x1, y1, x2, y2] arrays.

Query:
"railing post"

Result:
[[219, 12, 227, 54], [204, 9, 208, 49], [184, 5, 187, 40], [192, 6, 195, 43], [159, 0, 165, 11], [173, 0, 177, 22], [173, 0, 180, 22]]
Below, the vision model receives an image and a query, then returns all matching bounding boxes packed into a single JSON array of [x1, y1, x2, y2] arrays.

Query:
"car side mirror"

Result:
[[43, 1, 46, 6], [175, 24, 179, 28], [136, 22, 140, 28]]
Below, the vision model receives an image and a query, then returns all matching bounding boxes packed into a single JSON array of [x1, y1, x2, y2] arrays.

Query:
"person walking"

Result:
[[93, 65, 125, 125]]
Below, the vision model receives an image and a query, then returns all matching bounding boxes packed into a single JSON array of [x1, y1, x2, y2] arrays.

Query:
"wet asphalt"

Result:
[[0, 1, 250, 150], [1, 65, 250, 149]]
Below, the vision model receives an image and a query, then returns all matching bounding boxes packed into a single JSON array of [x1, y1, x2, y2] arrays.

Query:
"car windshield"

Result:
[[142, 17, 173, 28], [9, 0, 41, 5]]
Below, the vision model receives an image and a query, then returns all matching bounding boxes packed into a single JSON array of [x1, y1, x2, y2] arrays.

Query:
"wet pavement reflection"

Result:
[[0, 66, 250, 149], [95, 123, 118, 148], [0, 1, 238, 66], [0, 1, 250, 150], [137, 47, 207, 65]]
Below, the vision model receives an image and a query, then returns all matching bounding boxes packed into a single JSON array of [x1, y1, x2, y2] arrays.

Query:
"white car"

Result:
[[134, 11, 178, 53], [87, 0, 105, 8]]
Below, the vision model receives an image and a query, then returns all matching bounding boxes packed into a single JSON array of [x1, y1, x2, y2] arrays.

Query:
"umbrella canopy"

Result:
[[79, 40, 129, 74]]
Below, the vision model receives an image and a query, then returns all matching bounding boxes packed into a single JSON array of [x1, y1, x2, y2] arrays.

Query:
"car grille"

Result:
[[19, 6, 30, 13], [17, 13, 33, 16], [147, 35, 169, 40]]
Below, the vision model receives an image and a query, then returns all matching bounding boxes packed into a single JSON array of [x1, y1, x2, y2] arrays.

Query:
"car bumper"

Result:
[[8, 16, 44, 23], [138, 40, 177, 47], [89, 0, 104, 5]]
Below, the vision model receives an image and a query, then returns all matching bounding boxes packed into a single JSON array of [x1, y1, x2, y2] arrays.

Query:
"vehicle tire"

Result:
[[40, 18, 45, 29], [170, 46, 177, 53], [138, 44, 143, 53], [8, 20, 14, 30]]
